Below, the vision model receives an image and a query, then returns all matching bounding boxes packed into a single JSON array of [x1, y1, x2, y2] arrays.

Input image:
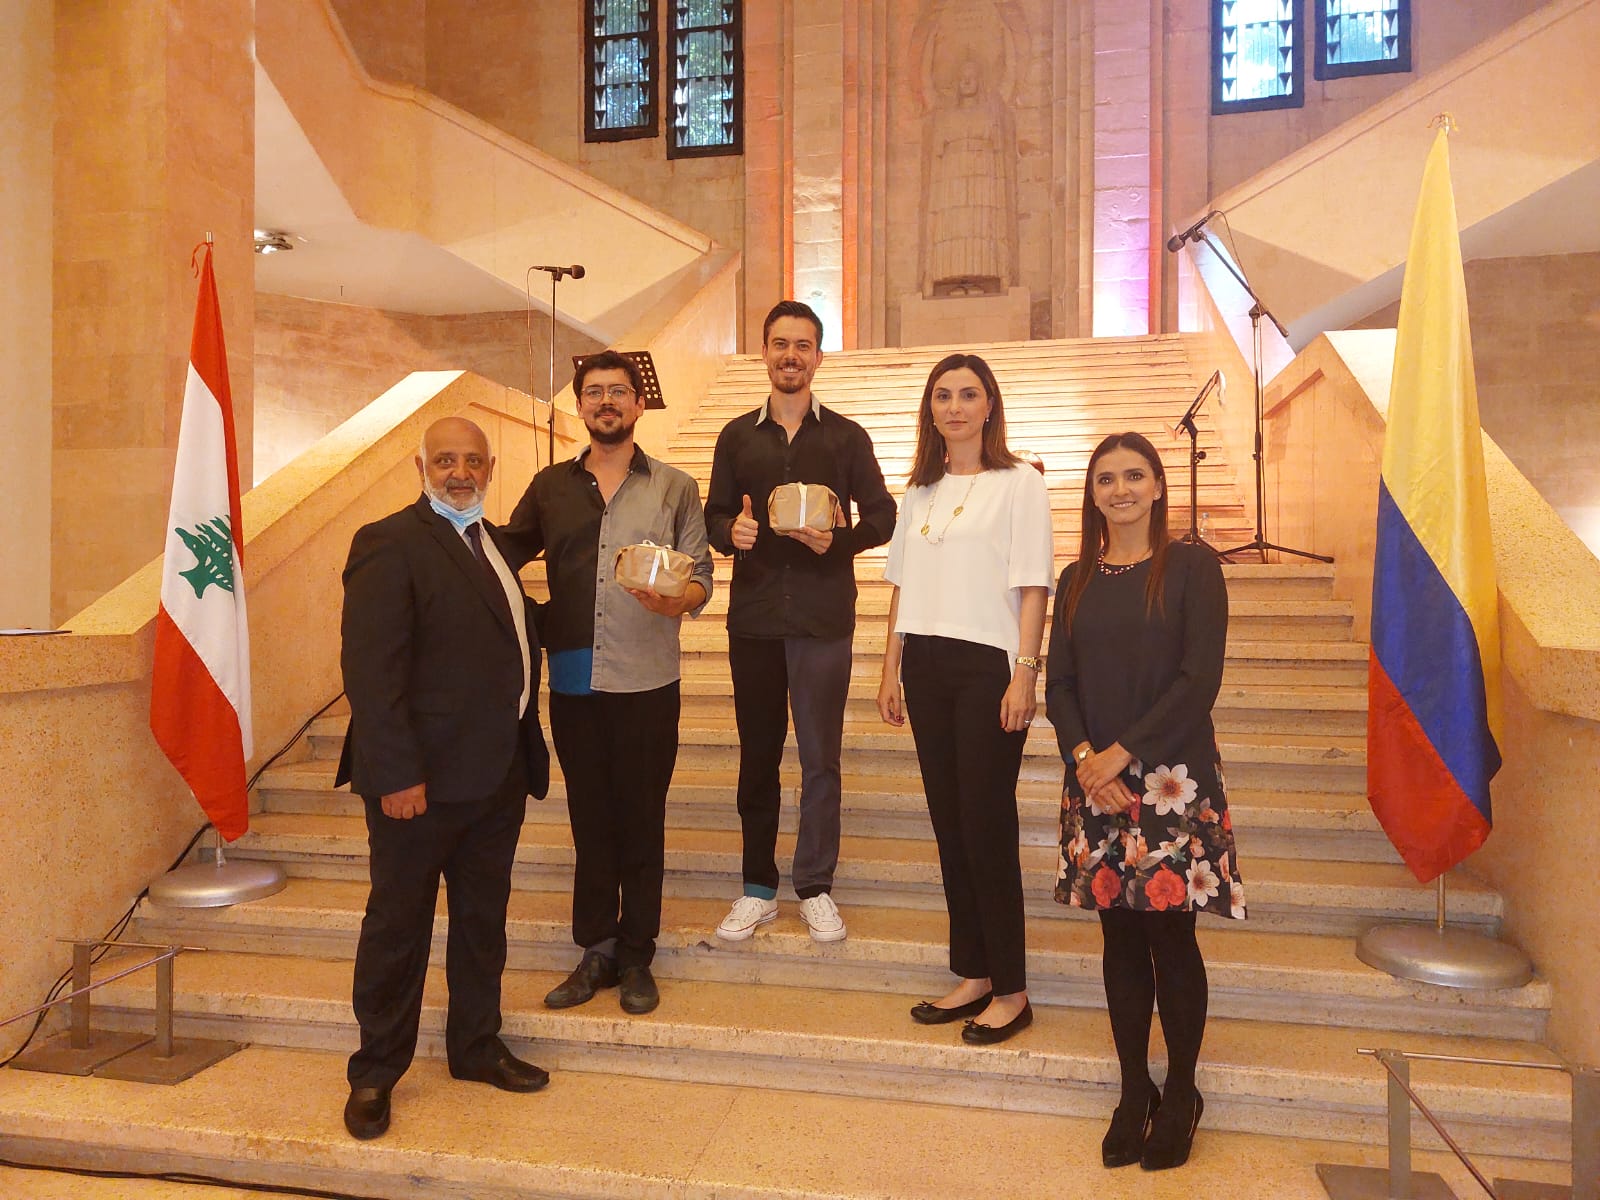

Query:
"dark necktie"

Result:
[[464, 523, 514, 626]]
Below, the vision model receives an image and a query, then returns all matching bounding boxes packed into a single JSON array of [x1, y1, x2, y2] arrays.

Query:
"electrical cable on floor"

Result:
[[0, 692, 346, 1069], [0, 1155, 390, 1200]]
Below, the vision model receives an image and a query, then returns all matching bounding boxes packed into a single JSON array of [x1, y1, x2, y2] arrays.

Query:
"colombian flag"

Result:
[[1368, 127, 1502, 884]]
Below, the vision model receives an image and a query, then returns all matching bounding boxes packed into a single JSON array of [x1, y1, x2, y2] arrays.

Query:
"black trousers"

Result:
[[347, 752, 527, 1090], [548, 683, 680, 968], [901, 634, 1029, 995]]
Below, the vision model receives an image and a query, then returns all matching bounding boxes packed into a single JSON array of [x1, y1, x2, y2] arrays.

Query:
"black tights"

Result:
[[1098, 908, 1208, 1102]]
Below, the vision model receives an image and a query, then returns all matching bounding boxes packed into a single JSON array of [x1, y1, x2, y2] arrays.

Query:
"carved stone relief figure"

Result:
[[915, 1, 1022, 298]]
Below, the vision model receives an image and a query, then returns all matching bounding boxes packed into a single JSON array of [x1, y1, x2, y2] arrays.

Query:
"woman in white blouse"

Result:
[[877, 353, 1055, 1045]]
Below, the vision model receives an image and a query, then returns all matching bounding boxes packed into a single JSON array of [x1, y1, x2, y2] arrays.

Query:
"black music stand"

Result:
[[1174, 370, 1222, 550]]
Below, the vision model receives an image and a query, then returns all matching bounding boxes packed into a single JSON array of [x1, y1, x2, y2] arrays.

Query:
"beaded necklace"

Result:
[[1096, 548, 1152, 576]]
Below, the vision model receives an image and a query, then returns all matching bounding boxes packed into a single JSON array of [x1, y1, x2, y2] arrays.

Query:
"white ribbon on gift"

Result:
[[797, 482, 810, 529], [638, 539, 672, 590]]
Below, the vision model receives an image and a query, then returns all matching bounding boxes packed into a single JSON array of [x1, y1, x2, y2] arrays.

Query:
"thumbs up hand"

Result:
[[731, 494, 759, 551]]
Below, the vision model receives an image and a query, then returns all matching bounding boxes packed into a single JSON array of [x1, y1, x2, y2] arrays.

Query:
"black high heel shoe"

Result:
[[1140, 1088, 1203, 1171], [1101, 1082, 1160, 1168]]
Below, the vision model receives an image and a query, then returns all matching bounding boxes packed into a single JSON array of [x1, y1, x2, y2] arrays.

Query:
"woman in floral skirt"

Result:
[[1045, 431, 1243, 1171]]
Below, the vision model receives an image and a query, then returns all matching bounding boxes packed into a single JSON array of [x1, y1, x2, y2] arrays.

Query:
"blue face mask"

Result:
[[426, 489, 484, 532]]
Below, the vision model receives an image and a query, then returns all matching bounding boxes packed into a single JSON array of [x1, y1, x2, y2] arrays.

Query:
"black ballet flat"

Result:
[[960, 1000, 1033, 1045], [1140, 1089, 1203, 1171], [910, 992, 993, 1025], [1101, 1082, 1160, 1168]]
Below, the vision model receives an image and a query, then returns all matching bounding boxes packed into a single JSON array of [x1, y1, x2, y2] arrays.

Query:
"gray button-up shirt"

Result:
[[503, 446, 713, 694]]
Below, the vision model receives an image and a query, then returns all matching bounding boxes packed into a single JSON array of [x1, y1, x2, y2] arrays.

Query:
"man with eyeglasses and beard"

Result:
[[502, 350, 713, 1016], [337, 416, 551, 1141]]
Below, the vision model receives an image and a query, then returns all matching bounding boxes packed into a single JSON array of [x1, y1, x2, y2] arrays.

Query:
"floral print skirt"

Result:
[[1055, 757, 1246, 919]]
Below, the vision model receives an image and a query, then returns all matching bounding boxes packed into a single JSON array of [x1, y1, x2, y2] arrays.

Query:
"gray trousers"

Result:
[[728, 633, 852, 898]]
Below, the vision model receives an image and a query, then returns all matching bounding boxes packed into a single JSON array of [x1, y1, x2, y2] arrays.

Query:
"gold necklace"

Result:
[[919, 472, 980, 544]]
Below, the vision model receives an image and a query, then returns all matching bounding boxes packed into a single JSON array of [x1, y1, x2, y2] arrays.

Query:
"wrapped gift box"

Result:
[[767, 482, 841, 533], [613, 542, 694, 597]]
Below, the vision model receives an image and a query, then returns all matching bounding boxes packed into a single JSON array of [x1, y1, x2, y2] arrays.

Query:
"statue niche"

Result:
[[916, 3, 1021, 300]]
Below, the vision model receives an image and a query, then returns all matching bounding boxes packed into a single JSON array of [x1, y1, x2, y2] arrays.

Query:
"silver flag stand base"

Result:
[[147, 830, 286, 909], [1356, 875, 1532, 991], [1317, 1163, 1457, 1200]]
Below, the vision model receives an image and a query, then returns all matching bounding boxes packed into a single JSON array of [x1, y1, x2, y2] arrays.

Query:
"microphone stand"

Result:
[[1188, 229, 1331, 564], [1174, 370, 1221, 549], [543, 269, 561, 465]]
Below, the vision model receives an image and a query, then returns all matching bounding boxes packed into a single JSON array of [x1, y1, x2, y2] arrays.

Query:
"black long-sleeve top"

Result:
[[703, 399, 897, 639], [1045, 540, 1229, 773]]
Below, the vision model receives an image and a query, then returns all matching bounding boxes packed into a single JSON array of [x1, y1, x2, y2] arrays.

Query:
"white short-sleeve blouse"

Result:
[[883, 463, 1055, 661]]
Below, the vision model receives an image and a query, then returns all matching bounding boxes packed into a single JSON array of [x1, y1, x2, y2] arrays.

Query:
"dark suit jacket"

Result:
[[334, 496, 550, 804]]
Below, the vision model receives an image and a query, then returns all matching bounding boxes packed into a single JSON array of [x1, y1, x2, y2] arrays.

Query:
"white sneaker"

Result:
[[716, 895, 778, 941], [798, 893, 847, 943]]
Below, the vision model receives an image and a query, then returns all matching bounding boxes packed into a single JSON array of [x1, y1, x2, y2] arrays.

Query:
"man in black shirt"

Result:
[[703, 301, 897, 944]]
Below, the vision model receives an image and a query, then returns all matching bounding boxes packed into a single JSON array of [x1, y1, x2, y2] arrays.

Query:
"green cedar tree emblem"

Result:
[[174, 516, 236, 598]]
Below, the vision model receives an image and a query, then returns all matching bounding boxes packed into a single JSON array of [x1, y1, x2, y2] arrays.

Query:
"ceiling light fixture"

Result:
[[253, 229, 296, 255]]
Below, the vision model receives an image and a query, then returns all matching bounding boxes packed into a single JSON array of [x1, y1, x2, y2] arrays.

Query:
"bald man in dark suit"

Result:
[[336, 416, 551, 1140]]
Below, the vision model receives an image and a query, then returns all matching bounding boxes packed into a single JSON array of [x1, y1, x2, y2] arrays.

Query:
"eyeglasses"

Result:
[[580, 385, 637, 403]]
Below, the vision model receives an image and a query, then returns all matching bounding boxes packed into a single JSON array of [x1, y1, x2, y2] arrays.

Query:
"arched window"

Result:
[[1315, 0, 1411, 79], [586, 0, 658, 143], [1212, 0, 1303, 114], [667, 0, 742, 158]]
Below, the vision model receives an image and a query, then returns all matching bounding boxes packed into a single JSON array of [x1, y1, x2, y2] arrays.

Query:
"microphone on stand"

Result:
[[1165, 212, 1222, 253], [533, 264, 587, 281]]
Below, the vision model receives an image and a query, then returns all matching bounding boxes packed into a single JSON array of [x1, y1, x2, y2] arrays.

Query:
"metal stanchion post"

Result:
[[69, 942, 92, 1050], [1574, 1067, 1599, 1200], [1385, 1050, 1414, 1200]]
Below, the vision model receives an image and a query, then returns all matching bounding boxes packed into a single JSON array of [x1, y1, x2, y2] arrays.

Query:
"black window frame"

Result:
[[1314, 0, 1412, 80], [585, 0, 660, 145], [666, 0, 743, 160], [1212, 0, 1305, 115]]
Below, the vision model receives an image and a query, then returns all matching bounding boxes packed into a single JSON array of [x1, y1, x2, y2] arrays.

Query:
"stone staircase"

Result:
[[0, 336, 1570, 1198]]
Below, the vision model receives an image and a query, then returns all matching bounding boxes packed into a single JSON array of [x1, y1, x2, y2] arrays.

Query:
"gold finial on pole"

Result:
[[1428, 112, 1460, 135], [205, 231, 214, 244]]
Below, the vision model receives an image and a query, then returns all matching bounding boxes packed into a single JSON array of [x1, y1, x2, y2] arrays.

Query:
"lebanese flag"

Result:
[[150, 242, 253, 841]]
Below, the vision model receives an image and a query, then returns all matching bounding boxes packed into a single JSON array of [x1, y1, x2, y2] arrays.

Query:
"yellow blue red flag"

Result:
[[1368, 126, 1502, 883]]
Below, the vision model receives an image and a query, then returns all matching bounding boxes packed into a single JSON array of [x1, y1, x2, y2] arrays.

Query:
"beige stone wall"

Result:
[[1353, 252, 1600, 554], [0, 0, 53, 629], [51, 1, 255, 623], [1193, 0, 1550, 197], [327, 0, 426, 86], [417, 4, 745, 289], [883, 0, 1084, 344], [253, 294, 603, 484]]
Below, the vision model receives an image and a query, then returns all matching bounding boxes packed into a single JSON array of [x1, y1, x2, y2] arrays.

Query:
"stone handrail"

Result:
[[1183, 0, 1600, 348], [255, 0, 718, 341]]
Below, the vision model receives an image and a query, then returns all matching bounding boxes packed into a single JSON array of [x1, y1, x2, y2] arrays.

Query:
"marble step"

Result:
[[129, 880, 1548, 1041], [226, 814, 1498, 936], [302, 718, 1369, 795], [259, 757, 1397, 864], [1, 1046, 1566, 1200], [77, 953, 1569, 1161]]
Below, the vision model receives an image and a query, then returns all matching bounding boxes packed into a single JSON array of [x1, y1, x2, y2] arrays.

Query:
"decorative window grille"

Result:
[[1213, 0, 1303, 114], [586, 0, 657, 143], [667, 0, 741, 158], [1316, 0, 1411, 79]]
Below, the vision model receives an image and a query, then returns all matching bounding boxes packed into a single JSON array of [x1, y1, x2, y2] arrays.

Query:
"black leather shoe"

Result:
[[544, 949, 620, 1009], [960, 1000, 1033, 1045], [910, 992, 992, 1025], [1102, 1082, 1161, 1168], [1141, 1089, 1203, 1170], [451, 1045, 550, 1094], [618, 964, 660, 1015], [343, 1085, 391, 1140]]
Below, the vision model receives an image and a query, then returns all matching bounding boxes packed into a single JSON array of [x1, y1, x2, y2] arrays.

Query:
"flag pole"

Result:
[[147, 234, 284, 909]]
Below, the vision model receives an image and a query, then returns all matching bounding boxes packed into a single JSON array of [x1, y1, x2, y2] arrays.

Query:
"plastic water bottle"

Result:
[[1198, 511, 1211, 539]]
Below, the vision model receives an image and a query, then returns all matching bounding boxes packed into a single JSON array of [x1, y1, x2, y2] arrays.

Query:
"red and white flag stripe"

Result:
[[150, 243, 253, 841]]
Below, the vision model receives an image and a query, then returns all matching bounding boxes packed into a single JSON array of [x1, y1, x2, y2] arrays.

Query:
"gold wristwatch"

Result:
[[1074, 744, 1092, 764], [1015, 655, 1042, 671]]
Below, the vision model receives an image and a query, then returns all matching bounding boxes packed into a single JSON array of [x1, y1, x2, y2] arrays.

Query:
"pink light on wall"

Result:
[[1091, 0, 1153, 338]]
